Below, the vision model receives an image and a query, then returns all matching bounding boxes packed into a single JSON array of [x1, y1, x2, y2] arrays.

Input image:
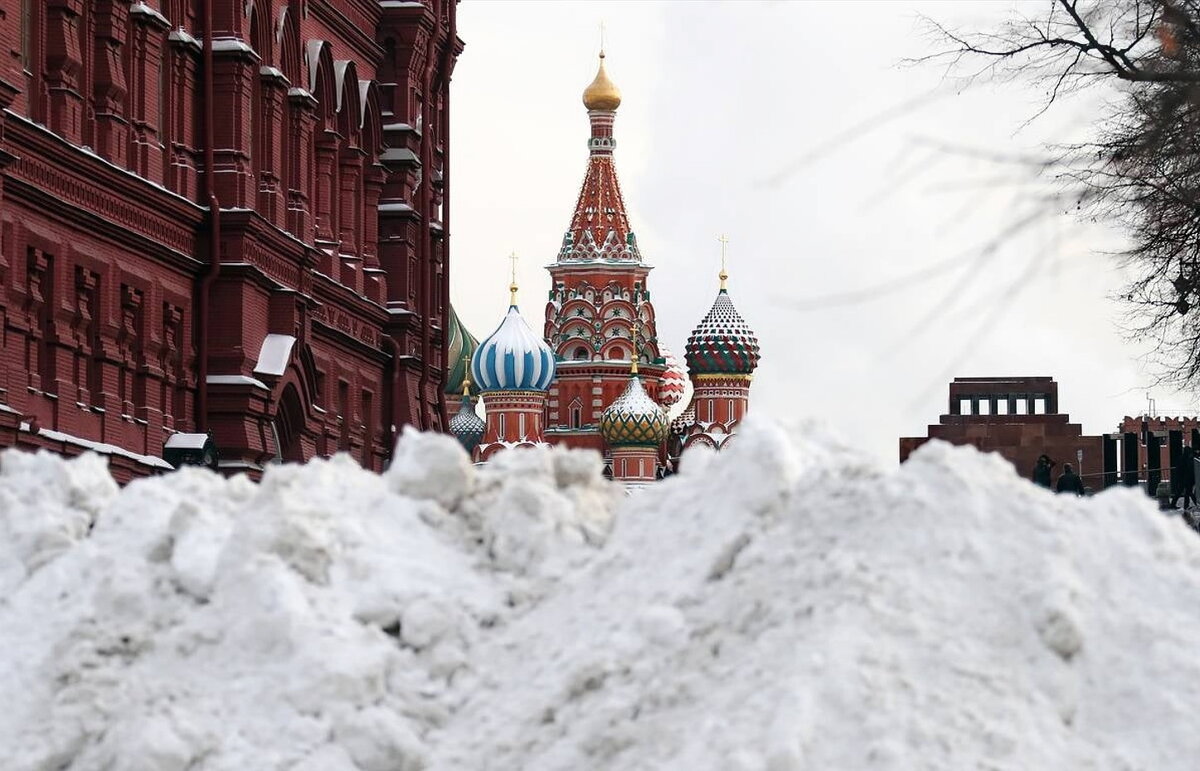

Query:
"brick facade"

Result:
[[0, 0, 460, 481]]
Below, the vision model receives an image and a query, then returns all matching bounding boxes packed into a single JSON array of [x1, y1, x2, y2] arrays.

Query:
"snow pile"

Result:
[[2, 421, 1200, 770], [0, 429, 617, 771]]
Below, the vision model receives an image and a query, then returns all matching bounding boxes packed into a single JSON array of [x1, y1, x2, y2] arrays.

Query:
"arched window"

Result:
[[571, 406, 581, 429], [608, 347, 625, 360], [573, 346, 588, 361]]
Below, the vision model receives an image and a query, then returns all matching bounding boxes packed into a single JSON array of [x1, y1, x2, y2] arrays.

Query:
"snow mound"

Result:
[[2, 420, 1199, 770]]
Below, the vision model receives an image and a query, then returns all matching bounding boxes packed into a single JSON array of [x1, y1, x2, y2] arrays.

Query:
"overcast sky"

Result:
[[448, 0, 1193, 464]]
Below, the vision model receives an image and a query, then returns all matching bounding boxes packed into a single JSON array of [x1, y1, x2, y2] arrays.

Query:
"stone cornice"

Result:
[[3, 114, 204, 270], [311, 0, 385, 68], [6, 177, 202, 275]]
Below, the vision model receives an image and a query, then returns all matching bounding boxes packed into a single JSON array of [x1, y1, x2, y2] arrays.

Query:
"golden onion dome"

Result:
[[582, 52, 621, 111]]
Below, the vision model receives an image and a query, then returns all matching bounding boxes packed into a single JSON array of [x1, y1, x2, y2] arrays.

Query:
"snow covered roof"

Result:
[[253, 334, 296, 378], [164, 433, 210, 451], [16, 421, 173, 470], [206, 374, 270, 391]]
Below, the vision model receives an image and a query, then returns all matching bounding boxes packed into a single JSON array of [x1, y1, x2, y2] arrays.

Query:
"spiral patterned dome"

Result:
[[670, 401, 696, 436], [472, 305, 557, 392], [601, 374, 669, 447], [685, 289, 760, 376], [449, 392, 485, 453], [657, 346, 688, 407], [445, 304, 480, 396]]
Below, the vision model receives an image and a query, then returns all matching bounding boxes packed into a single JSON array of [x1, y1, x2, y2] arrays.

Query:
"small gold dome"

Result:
[[582, 53, 621, 111]]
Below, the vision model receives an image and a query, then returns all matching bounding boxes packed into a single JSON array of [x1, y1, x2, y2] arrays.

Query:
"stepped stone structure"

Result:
[[900, 376, 1105, 485]]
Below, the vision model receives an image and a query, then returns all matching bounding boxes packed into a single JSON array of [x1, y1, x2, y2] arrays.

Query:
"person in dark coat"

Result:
[[1056, 463, 1085, 496], [1171, 446, 1197, 510], [1032, 454, 1054, 488]]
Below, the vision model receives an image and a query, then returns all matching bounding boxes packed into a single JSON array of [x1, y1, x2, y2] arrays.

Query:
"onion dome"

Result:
[[601, 373, 669, 447], [583, 52, 621, 111], [671, 401, 696, 436], [449, 381, 485, 454], [685, 284, 760, 376], [445, 304, 480, 395], [657, 346, 688, 407], [471, 278, 556, 392]]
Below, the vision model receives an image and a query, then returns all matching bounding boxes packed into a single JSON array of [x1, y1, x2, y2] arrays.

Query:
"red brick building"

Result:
[[0, 0, 460, 480], [900, 377, 1107, 488], [1117, 415, 1200, 486]]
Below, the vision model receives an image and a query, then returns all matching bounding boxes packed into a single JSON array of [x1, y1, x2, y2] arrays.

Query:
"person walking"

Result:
[[1056, 463, 1085, 496], [1032, 454, 1054, 489], [1171, 446, 1197, 511]]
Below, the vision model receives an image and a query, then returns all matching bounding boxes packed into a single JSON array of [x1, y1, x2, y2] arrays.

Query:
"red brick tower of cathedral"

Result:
[[543, 51, 667, 462]]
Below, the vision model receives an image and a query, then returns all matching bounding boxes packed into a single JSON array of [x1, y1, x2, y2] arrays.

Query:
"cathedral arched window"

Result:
[[573, 346, 588, 361]]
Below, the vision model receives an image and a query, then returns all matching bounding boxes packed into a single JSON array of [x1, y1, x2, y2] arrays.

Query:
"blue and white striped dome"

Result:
[[471, 305, 557, 392]]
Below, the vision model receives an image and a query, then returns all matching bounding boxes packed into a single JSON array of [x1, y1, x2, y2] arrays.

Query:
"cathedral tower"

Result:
[[543, 51, 667, 456]]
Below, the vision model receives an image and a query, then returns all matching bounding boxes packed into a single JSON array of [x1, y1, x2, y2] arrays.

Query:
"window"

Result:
[[20, 0, 31, 70], [571, 407, 581, 429], [338, 380, 350, 451], [314, 368, 327, 408], [573, 347, 588, 361], [519, 413, 526, 438], [362, 390, 374, 467], [498, 413, 506, 437]]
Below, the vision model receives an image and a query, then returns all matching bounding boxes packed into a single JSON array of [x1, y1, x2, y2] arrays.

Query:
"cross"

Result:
[[631, 319, 640, 375], [717, 234, 730, 288], [461, 354, 472, 395], [600, 21, 606, 56], [508, 251, 519, 304]]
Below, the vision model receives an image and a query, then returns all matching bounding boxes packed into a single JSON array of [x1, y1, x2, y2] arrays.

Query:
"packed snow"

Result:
[[1, 419, 1199, 770]]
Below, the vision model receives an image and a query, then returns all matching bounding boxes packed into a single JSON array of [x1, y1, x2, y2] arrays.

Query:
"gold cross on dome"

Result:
[[717, 234, 730, 289], [631, 319, 640, 376], [508, 251, 519, 304]]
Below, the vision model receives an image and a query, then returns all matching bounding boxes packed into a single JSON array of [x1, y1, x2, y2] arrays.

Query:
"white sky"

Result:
[[449, 0, 1196, 464]]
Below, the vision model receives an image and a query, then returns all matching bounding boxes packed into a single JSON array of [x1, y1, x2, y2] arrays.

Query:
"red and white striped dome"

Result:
[[657, 346, 688, 408]]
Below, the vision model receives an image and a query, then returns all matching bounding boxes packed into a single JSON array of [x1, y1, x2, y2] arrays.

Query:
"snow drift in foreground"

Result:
[[1, 420, 1199, 771]]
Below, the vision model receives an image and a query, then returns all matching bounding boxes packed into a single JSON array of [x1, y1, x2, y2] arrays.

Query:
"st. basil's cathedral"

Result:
[[447, 51, 761, 484]]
